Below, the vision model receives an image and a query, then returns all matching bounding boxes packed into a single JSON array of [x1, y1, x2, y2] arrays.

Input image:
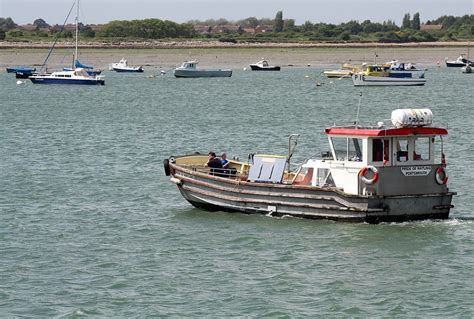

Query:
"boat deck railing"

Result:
[[177, 162, 297, 184]]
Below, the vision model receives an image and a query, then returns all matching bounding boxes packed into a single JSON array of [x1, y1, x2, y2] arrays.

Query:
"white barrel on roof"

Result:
[[391, 109, 433, 128]]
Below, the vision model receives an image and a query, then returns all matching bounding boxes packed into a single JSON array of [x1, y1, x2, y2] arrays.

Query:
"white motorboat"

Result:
[[249, 59, 280, 71], [109, 59, 144, 72], [173, 61, 232, 78], [445, 55, 474, 67]]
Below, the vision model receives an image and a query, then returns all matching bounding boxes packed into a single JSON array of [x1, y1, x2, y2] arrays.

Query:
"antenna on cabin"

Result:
[[354, 92, 363, 126]]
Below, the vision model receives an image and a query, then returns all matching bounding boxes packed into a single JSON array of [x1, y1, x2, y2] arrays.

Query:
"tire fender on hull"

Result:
[[163, 159, 171, 176]]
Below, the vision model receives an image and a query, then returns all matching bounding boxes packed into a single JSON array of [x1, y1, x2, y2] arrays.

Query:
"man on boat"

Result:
[[206, 152, 223, 176], [220, 153, 229, 168]]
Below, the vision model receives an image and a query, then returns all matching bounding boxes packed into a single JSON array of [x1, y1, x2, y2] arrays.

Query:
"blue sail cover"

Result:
[[75, 60, 94, 69], [6, 67, 36, 73]]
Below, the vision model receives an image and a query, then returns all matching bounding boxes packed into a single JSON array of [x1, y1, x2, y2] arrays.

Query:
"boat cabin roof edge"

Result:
[[325, 126, 447, 137]]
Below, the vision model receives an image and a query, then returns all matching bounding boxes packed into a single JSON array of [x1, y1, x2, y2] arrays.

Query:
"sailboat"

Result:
[[29, 0, 104, 85]]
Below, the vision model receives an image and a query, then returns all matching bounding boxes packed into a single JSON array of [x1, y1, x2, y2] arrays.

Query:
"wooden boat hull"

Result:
[[166, 157, 454, 224]]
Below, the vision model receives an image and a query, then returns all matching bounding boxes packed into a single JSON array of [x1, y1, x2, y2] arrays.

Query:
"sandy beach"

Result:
[[1, 40, 471, 69]]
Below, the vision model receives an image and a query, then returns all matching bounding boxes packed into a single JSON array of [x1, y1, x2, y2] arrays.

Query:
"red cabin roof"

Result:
[[325, 126, 448, 137]]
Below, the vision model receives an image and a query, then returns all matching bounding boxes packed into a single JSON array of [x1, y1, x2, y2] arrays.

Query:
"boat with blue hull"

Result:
[[29, 68, 105, 85], [385, 60, 425, 78], [6, 67, 36, 74], [31, 0, 104, 86], [6, 67, 37, 79]]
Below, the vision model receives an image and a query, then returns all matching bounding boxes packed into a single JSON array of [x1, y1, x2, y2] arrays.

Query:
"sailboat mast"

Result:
[[75, 0, 79, 66]]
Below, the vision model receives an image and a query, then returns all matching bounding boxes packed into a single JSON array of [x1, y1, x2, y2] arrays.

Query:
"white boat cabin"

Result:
[[293, 109, 448, 196], [177, 60, 198, 70], [256, 60, 269, 67]]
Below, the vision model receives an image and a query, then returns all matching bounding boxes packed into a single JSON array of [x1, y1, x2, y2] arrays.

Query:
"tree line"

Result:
[[0, 12, 473, 42]]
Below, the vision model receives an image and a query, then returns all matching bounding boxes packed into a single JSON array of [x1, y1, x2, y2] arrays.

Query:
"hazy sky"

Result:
[[1, 0, 473, 26]]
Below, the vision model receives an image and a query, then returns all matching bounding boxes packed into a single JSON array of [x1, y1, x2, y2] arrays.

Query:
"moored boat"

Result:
[[249, 59, 281, 71], [164, 109, 455, 223], [6, 67, 37, 78], [445, 55, 474, 67], [461, 64, 472, 73], [323, 64, 358, 78], [174, 60, 232, 78], [29, 68, 105, 85], [6, 67, 36, 74], [352, 65, 426, 86], [384, 60, 425, 78], [109, 58, 144, 72], [31, 0, 104, 85]]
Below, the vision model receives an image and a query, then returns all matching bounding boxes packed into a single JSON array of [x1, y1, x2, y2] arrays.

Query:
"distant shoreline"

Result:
[[1, 40, 473, 50], [1, 41, 470, 69]]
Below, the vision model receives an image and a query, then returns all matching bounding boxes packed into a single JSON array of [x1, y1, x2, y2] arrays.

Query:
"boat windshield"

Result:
[[331, 137, 363, 162]]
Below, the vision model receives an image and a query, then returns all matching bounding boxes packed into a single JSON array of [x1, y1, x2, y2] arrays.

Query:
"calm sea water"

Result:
[[1, 65, 474, 317]]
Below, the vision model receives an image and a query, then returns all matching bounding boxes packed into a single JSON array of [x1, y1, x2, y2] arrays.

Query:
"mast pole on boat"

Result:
[[75, 0, 79, 68]]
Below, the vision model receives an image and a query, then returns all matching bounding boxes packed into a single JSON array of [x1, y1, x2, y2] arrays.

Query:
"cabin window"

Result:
[[396, 139, 409, 162], [348, 138, 363, 161], [331, 137, 363, 161], [332, 137, 347, 161], [414, 137, 430, 161], [372, 139, 390, 162], [316, 168, 334, 187]]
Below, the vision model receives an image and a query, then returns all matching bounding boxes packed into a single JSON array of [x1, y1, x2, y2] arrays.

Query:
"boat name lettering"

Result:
[[400, 166, 431, 176]]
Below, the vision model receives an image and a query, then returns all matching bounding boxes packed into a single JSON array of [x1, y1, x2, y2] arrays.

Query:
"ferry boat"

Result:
[[249, 59, 281, 71], [164, 109, 455, 223], [109, 58, 144, 72], [174, 60, 232, 78]]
